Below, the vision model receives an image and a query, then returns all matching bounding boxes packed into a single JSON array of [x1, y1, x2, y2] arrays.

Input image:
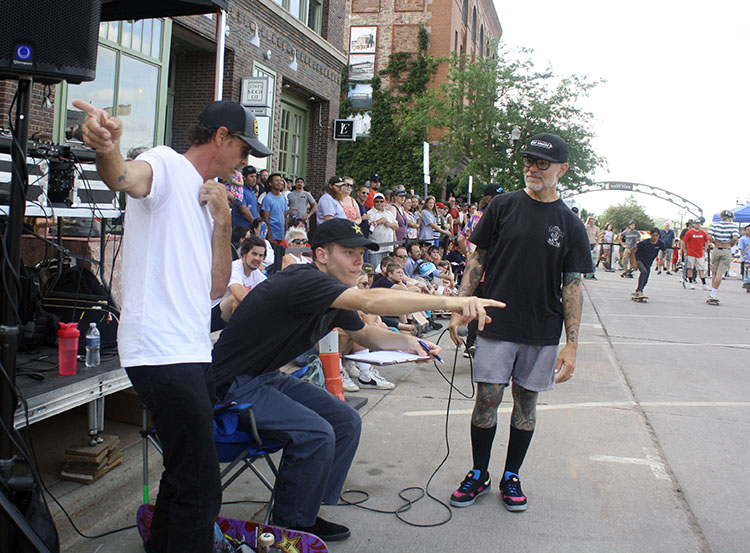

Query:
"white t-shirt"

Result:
[[218, 259, 267, 303], [118, 146, 215, 367]]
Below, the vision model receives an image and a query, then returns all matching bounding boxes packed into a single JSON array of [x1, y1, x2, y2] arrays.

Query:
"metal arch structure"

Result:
[[560, 181, 704, 219]]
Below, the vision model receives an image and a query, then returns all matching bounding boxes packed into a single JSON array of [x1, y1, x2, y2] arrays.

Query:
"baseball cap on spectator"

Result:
[[362, 263, 376, 274], [370, 174, 382, 182], [198, 101, 272, 157], [311, 218, 379, 251], [393, 189, 406, 196], [418, 261, 439, 279], [720, 209, 735, 219], [436, 202, 447, 209], [521, 133, 568, 163], [242, 165, 257, 176], [373, 193, 385, 201], [628, 220, 636, 225], [328, 175, 345, 186], [484, 183, 504, 197]]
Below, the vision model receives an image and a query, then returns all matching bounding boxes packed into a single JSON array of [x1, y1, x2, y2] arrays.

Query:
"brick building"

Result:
[[0, 0, 347, 192], [345, 0, 502, 90]]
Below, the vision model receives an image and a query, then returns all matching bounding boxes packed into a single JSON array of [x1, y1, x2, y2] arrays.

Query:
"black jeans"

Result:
[[637, 260, 651, 293], [127, 363, 221, 553]]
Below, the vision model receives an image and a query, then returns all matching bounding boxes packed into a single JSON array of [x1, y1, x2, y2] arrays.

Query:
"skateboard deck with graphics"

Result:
[[706, 297, 720, 306], [631, 295, 648, 302], [137, 503, 328, 553]]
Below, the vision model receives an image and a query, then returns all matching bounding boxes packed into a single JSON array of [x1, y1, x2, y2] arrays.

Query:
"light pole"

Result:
[[509, 125, 521, 187]]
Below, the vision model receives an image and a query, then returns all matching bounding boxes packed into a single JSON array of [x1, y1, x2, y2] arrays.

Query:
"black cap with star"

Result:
[[311, 218, 379, 251]]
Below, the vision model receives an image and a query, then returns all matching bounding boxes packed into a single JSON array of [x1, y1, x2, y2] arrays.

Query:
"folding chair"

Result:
[[140, 402, 284, 524]]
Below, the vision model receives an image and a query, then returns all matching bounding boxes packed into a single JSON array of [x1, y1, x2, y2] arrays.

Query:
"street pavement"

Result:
[[63, 267, 749, 553]]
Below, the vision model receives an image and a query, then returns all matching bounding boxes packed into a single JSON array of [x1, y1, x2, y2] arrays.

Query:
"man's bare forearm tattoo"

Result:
[[459, 248, 488, 297], [471, 382, 505, 428], [562, 272, 583, 345], [511, 382, 538, 431]]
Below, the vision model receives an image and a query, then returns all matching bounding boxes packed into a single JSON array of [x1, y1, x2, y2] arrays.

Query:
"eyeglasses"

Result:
[[522, 156, 552, 170], [343, 183, 353, 187], [374, 199, 385, 203]]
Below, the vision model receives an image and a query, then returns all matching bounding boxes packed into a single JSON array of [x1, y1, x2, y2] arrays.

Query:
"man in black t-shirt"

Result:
[[211, 218, 503, 542], [633, 228, 666, 298], [448, 133, 592, 513]]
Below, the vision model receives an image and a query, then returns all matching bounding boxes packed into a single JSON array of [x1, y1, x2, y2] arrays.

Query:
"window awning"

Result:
[[100, 0, 228, 21]]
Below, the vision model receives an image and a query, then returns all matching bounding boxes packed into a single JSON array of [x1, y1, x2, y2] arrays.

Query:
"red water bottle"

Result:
[[58, 322, 80, 376]]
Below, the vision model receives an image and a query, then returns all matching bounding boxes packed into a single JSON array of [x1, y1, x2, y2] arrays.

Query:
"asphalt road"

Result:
[[69, 268, 749, 553]]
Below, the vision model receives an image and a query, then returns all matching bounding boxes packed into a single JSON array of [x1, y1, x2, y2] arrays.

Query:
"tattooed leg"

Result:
[[471, 382, 506, 428], [510, 382, 539, 431]]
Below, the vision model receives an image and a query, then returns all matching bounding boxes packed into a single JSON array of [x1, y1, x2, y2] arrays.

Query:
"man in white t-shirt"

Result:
[[211, 234, 268, 331], [72, 98, 272, 553]]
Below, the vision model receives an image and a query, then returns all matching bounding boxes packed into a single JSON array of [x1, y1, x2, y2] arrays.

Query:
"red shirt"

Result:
[[682, 229, 708, 258]]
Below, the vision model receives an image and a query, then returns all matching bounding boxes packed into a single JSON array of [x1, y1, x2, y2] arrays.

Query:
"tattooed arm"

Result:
[[556, 271, 583, 383], [449, 248, 489, 344]]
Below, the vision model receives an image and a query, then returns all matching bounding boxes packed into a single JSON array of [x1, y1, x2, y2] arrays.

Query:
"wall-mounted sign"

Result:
[[348, 83, 373, 110], [333, 119, 356, 141], [241, 76, 272, 117], [349, 54, 375, 81], [350, 26, 377, 54]]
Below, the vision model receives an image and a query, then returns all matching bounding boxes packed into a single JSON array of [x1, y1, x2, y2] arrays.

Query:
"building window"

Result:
[[58, 19, 169, 157], [274, 0, 322, 34], [471, 7, 477, 43], [278, 101, 307, 181], [479, 25, 484, 58], [462, 0, 468, 26]]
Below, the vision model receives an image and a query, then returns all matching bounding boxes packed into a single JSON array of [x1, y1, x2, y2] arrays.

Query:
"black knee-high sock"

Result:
[[504, 425, 534, 476], [471, 423, 496, 475]]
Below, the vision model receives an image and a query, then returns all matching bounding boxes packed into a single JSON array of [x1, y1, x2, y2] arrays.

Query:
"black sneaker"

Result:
[[285, 516, 351, 542], [450, 469, 491, 507], [429, 320, 443, 330], [500, 473, 527, 512]]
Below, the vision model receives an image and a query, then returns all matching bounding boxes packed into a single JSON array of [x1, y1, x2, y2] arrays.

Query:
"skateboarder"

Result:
[[632, 228, 666, 300]]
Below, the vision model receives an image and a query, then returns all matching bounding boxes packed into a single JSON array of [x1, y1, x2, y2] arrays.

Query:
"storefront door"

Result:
[[278, 101, 307, 181]]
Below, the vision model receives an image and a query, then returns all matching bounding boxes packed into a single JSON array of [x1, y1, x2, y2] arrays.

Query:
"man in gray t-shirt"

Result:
[[619, 221, 640, 277], [287, 178, 317, 226]]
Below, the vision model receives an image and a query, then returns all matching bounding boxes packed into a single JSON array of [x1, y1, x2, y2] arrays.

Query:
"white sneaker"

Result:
[[358, 367, 395, 390], [342, 358, 360, 379], [340, 368, 359, 392], [702, 284, 711, 291], [689, 283, 695, 289]]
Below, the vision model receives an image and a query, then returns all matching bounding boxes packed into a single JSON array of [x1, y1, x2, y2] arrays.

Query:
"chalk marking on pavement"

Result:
[[403, 401, 750, 417], [590, 448, 671, 481]]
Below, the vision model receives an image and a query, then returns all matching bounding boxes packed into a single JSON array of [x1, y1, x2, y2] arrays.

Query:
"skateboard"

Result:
[[137, 504, 328, 553], [706, 297, 720, 306], [631, 294, 648, 303]]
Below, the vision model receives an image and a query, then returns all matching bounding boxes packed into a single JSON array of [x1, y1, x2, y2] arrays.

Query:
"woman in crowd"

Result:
[[598, 222, 615, 271], [420, 196, 451, 246], [367, 192, 399, 268], [316, 176, 349, 224], [391, 189, 410, 243], [281, 228, 311, 269], [338, 178, 362, 225], [405, 195, 420, 241]]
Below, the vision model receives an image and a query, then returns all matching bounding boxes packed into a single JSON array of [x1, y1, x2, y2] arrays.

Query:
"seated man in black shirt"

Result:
[[211, 218, 502, 542], [633, 227, 666, 298]]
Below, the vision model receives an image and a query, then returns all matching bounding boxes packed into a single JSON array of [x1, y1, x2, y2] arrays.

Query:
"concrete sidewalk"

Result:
[[53, 268, 748, 552]]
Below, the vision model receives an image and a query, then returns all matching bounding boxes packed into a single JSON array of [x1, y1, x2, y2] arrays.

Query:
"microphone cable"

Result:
[[339, 325, 475, 528]]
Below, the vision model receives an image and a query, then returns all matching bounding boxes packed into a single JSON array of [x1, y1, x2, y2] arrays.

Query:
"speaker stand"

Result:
[[0, 75, 54, 553]]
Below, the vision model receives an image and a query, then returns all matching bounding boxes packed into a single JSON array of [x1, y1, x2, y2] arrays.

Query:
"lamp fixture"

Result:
[[510, 125, 521, 144], [249, 20, 260, 48], [288, 48, 298, 72]]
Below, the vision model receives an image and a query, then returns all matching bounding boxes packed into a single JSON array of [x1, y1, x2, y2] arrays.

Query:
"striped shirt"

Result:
[[708, 220, 739, 243]]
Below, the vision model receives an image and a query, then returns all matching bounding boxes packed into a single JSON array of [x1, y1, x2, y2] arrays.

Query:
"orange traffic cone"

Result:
[[318, 330, 344, 401]]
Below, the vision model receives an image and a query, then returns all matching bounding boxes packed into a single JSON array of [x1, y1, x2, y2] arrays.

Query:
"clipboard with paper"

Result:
[[342, 350, 430, 366]]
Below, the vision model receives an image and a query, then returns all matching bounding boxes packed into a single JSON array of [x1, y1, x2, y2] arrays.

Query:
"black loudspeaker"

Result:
[[0, 0, 101, 84]]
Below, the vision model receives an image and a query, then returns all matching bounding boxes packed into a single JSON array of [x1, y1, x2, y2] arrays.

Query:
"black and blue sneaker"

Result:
[[450, 469, 491, 507], [500, 472, 527, 512]]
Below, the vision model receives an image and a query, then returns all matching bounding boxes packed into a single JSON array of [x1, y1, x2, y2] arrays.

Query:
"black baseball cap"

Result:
[[311, 218, 379, 251], [370, 173, 382, 182], [242, 165, 256, 176], [521, 133, 568, 163], [198, 101, 273, 157], [720, 209, 734, 219], [484, 183, 504, 197]]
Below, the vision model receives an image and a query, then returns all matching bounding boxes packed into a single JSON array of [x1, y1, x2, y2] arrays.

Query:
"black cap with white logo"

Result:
[[198, 101, 273, 158], [521, 133, 569, 163], [311, 218, 379, 251]]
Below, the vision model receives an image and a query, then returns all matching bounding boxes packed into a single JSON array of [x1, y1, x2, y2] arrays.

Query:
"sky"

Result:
[[494, 0, 750, 224]]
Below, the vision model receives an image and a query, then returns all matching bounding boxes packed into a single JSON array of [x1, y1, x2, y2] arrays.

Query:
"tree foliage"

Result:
[[599, 196, 655, 231]]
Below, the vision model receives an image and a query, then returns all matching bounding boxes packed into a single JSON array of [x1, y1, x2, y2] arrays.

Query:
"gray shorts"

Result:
[[472, 337, 558, 392]]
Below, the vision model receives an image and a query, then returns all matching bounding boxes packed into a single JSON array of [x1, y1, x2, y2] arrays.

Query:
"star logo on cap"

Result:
[[254, 120, 259, 136], [352, 224, 363, 235]]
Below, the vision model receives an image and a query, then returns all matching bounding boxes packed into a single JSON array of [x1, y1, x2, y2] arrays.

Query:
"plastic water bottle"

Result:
[[85, 322, 100, 367]]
